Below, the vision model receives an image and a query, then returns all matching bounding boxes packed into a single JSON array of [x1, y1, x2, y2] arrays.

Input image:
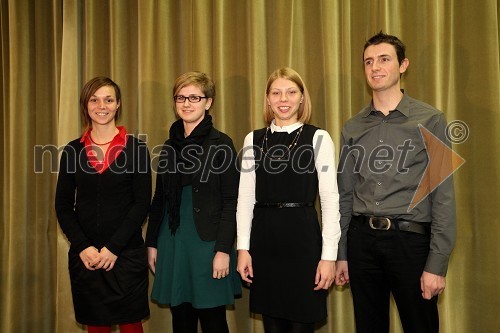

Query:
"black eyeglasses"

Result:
[[173, 95, 208, 103]]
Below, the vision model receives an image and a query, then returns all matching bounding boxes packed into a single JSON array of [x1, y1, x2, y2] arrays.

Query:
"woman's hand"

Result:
[[94, 247, 118, 271], [314, 260, 336, 290], [213, 251, 230, 279], [147, 247, 157, 274], [236, 250, 253, 284], [79, 246, 100, 270]]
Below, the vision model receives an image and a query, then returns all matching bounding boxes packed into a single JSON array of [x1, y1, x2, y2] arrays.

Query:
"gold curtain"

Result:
[[1, 0, 499, 332]]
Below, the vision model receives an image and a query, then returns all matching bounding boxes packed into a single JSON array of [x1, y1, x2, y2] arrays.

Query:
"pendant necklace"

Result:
[[260, 125, 303, 160], [89, 133, 114, 145]]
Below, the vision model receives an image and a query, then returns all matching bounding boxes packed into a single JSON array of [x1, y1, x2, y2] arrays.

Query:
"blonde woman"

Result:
[[236, 68, 341, 332]]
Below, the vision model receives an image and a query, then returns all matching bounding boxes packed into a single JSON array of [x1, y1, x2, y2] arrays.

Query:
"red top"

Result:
[[80, 126, 128, 174]]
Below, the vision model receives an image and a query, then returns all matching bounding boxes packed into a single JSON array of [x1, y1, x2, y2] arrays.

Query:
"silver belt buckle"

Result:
[[368, 217, 391, 230]]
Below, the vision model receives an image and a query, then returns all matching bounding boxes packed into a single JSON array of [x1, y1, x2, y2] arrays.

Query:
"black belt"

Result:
[[357, 215, 430, 235], [255, 202, 314, 208]]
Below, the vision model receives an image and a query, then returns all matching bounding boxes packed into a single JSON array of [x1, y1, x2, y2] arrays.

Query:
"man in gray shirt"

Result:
[[335, 32, 456, 333]]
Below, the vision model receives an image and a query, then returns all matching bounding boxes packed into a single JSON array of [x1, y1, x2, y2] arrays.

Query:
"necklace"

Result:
[[260, 125, 304, 160], [89, 135, 114, 146]]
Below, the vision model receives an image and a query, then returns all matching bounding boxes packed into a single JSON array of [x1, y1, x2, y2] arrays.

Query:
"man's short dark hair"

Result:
[[364, 31, 406, 65]]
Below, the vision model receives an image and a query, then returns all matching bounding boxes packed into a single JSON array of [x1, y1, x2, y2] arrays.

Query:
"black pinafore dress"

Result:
[[249, 124, 327, 323]]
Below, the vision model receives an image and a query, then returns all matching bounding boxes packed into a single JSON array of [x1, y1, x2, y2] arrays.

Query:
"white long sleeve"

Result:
[[236, 131, 256, 251], [313, 129, 341, 260]]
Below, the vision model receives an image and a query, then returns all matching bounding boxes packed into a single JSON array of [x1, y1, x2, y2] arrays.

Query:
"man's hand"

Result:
[[335, 260, 350, 286], [421, 271, 446, 300]]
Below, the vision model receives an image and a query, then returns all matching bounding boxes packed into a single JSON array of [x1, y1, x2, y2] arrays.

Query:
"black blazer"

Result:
[[145, 127, 239, 254]]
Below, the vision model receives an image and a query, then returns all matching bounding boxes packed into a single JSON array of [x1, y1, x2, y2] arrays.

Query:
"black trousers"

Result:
[[347, 216, 439, 333]]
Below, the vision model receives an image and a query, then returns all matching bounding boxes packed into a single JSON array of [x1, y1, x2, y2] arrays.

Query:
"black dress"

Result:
[[55, 135, 151, 325], [250, 124, 327, 323]]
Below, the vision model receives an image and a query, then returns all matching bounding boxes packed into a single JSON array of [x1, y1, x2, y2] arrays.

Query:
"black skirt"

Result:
[[249, 205, 326, 323], [68, 246, 149, 325]]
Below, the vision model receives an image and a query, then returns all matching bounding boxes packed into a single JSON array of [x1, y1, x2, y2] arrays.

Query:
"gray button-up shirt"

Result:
[[337, 91, 456, 276]]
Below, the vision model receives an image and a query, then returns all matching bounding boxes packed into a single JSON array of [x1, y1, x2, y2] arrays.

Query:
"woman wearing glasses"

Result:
[[146, 72, 241, 333], [236, 68, 341, 332]]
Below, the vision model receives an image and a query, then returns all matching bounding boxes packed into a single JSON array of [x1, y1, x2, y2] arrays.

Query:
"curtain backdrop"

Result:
[[1, 0, 499, 332]]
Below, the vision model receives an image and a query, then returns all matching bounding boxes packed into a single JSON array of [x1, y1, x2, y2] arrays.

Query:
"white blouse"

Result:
[[236, 121, 341, 261]]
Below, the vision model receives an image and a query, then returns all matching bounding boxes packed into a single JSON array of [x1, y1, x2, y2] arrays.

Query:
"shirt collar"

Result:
[[270, 120, 304, 134], [116, 126, 127, 140], [80, 126, 127, 143], [363, 89, 410, 118], [396, 90, 411, 117], [80, 129, 90, 143]]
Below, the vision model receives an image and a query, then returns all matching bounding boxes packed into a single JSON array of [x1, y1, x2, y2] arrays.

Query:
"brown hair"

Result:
[[264, 67, 311, 125], [79, 76, 121, 132], [364, 31, 406, 65]]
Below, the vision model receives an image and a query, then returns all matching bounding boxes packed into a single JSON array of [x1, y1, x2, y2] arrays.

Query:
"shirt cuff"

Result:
[[73, 240, 92, 256], [336, 237, 347, 261], [237, 237, 250, 251], [321, 245, 338, 261], [105, 240, 122, 256], [424, 252, 450, 276]]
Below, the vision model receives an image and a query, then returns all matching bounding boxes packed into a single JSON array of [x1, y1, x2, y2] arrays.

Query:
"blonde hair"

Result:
[[264, 67, 311, 125], [172, 71, 215, 116]]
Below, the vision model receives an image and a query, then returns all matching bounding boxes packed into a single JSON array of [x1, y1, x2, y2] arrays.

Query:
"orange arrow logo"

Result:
[[408, 124, 465, 211]]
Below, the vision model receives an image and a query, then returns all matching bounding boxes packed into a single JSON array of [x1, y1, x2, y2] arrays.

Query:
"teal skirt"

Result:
[[151, 185, 241, 308]]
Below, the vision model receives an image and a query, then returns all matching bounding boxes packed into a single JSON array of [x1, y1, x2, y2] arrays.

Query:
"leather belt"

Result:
[[357, 215, 430, 235], [255, 202, 314, 208]]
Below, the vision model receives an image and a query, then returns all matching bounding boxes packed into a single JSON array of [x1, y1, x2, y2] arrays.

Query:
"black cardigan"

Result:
[[145, 127, 239, 254], [55, 136, 152, 255]]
